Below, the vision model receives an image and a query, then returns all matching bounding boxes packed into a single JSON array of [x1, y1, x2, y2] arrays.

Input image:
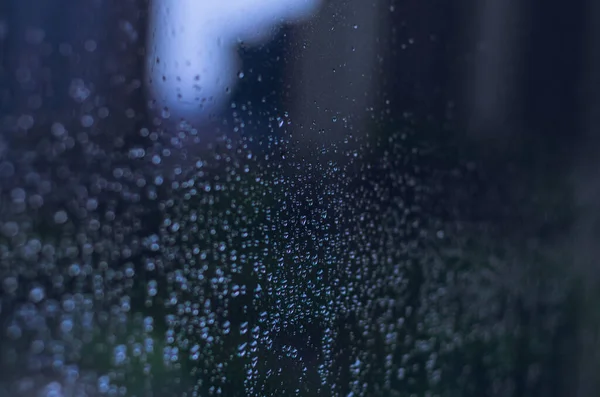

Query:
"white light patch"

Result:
[[146, 0, 321, 124]]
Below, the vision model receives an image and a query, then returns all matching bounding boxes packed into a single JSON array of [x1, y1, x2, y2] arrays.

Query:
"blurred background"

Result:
[[0, 0, 599, 396]]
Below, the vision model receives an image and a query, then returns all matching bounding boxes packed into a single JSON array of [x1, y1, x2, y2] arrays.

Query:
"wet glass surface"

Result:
[[0, 1, 599, 396]]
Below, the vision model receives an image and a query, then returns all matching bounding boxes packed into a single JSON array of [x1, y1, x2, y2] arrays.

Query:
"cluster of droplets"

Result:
[[0, 9, 571, 397], [2, 98, 560, 397], [0, 7, 176, 396], [111, 122, 454, 397], [1, 87, 570, 397]]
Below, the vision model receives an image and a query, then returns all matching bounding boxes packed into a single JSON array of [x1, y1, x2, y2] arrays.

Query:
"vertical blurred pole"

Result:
[[465, 0, 523, 140], [285, 0, 385, 156], [572, 1, 600, 395], [382, 0, 455, 120]]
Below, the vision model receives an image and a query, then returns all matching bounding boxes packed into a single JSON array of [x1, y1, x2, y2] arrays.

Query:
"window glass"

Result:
[[0, 1, 597, 396]]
